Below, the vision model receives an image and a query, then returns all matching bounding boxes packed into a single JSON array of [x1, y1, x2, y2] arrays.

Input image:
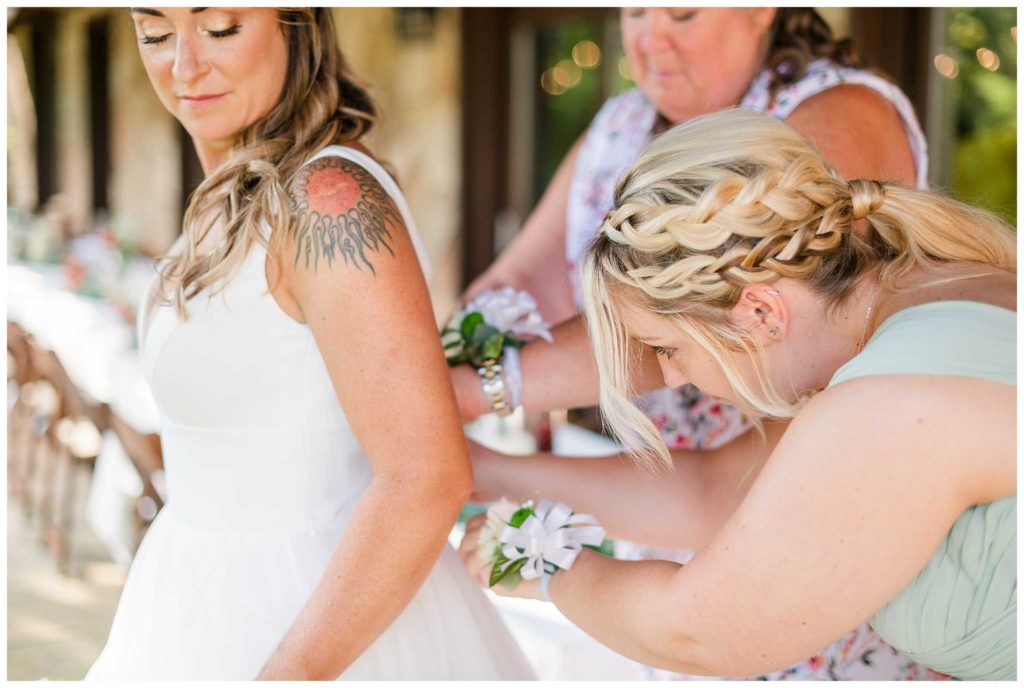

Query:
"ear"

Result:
[[732, 283, 788, 345]]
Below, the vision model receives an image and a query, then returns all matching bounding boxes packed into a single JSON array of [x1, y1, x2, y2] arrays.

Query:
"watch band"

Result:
[[476, 358, 513, 417]]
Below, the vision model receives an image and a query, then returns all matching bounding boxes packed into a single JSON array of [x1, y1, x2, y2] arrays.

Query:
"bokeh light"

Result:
[[554, 59, 582, 88], [540, 68, 566, 95], [617, 55, 633, 81], [976, 47, 1001, 70], [572, 40, 601, 69], [933, 53, 960, 79]]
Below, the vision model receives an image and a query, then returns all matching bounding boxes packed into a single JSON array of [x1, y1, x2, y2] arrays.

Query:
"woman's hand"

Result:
[[458, 514, 493, 587], [457, 514, 542, 601]]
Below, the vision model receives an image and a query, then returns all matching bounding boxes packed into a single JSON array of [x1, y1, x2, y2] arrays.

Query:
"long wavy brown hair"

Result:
[[158, 8, 377, 317]]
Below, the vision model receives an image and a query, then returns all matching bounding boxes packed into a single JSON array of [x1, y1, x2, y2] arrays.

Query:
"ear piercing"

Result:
[[769, 327, 779, 337]]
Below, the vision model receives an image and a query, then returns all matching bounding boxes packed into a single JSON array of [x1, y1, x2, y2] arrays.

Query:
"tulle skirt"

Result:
[[86, 507, 534, 680]]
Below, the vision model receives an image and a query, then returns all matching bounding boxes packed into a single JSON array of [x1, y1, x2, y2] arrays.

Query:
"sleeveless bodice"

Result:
[[829, 301, 1016, 680], [90, 146, 533, 679], [142, 237, 372, 531], [141, 146, 431, 532]]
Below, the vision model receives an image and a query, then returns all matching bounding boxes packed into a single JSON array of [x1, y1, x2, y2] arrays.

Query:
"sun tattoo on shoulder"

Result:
[[289, 157, 401, 275]]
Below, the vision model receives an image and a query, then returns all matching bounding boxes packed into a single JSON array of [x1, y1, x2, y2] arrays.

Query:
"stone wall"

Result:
[[7, 24, 36, 210], [106, 15, 182, 256], [52, 10, 94, 238], [332, 7, 462, 314]]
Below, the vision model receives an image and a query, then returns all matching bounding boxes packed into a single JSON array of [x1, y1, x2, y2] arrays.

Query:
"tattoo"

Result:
[[290, 157, 401, 274]]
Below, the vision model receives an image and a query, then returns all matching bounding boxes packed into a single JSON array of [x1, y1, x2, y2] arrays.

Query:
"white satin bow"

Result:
[[499, 499, 606, 581]]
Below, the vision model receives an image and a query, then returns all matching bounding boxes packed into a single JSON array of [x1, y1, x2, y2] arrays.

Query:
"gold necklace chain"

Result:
[[857, 278, 882, 353]]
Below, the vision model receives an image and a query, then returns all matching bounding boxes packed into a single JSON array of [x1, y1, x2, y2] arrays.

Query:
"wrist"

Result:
[[475, 357, 514, 417], [453, 364, 489, 422], [486, 499, 606, 596], [546, 547, 596, 604]]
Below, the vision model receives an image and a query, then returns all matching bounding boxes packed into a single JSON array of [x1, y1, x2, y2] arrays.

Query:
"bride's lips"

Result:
[[179, 92, 227, 107]]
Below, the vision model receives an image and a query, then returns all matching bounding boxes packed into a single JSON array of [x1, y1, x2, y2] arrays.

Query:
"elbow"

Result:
[[412, 460, 474, 508], [652, 627, 788, 678], [439, 463, 474, 507], [643, 593, 740, 677], [647, 626, 719, 677]]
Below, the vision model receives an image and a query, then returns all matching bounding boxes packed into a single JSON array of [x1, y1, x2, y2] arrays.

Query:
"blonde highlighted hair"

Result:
[[158, 9, 377, 317], [581, 109, 1016, 470]]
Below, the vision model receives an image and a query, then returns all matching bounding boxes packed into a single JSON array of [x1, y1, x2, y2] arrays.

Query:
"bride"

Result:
[[86, 8, 532, 680]]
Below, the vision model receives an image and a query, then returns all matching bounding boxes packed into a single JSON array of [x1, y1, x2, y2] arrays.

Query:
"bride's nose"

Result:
[[171, 32, 210, 84]]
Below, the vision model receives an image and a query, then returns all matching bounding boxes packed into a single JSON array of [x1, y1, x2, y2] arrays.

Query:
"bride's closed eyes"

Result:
[[140, 24, 241, 45], [133, 9, 243, 46]]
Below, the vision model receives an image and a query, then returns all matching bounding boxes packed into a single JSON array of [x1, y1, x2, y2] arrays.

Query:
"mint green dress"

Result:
[[829, 300, 1016, 680]]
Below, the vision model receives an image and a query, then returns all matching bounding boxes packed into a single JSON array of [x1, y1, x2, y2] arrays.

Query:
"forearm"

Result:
[[486, 450, 705, 546], [547, 550, 710, 673], [465, 243, 575, 324], [521, 315, 666, 413], [257, 475, 465, 679], [480, 422, 784, 550], [461, 138, 583, 324]]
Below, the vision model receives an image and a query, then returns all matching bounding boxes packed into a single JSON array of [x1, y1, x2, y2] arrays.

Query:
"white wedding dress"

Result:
[[86, 146, 534, 680]]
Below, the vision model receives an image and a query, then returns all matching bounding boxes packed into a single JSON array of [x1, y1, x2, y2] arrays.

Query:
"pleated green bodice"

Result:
[[829, 300, 1016, 680]]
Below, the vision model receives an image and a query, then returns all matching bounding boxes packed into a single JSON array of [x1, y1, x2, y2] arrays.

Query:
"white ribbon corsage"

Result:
[[482, 498, 607, 589]]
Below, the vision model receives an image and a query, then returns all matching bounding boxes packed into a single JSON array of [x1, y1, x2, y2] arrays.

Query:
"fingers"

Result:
[[458, 515, 491, 587]]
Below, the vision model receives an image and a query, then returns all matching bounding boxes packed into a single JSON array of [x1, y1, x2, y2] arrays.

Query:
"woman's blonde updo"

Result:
[[582, 109, 1016, 470], [159, 9, 377, 317]]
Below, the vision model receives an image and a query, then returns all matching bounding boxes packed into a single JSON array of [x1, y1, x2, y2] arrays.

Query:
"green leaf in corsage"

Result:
[[460, 312, 485, 340]]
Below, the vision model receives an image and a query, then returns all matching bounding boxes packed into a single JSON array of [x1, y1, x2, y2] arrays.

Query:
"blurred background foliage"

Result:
[[942, 7, 1016, 224]]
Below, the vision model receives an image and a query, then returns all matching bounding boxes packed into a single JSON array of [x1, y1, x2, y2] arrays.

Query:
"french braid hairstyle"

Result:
[[158, 8, 377, 318], [581, 109, 1016, 470]]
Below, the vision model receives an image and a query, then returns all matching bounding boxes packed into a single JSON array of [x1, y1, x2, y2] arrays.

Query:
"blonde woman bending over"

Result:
[[460, 109, 1015, 681]]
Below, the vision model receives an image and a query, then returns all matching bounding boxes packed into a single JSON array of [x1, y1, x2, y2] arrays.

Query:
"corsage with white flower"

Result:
[[478, 498, 608, 601], [442, 287, 552, 416]]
